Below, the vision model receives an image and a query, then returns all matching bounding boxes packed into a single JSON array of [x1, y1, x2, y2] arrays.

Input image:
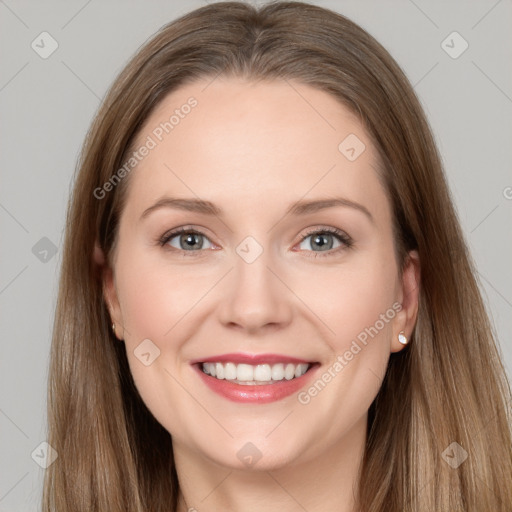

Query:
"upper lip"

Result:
[[190, 353, 315, 365]]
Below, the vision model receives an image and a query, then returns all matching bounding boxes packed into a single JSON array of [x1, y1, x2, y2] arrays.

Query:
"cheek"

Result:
[[339, 277, 394, 348], [115, 249, 199, 339], [293, 253, 398, 436], [113, 247, 213, 391], [304, 253, 398, 353], [113, 252, 196, 429]]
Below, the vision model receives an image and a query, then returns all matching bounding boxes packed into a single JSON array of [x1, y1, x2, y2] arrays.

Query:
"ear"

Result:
[[390, 249, 420, 353], [93, 240, 124, 340]]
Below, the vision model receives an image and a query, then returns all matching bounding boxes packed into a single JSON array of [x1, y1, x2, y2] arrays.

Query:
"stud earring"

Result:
[[398, 331, 408, 345]]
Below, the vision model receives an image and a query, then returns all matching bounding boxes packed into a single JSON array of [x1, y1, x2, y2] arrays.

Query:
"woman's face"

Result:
[[101, 77, 419, 471]]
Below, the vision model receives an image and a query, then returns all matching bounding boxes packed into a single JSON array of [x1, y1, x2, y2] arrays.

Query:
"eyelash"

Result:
[[158, 225, 353, 259]]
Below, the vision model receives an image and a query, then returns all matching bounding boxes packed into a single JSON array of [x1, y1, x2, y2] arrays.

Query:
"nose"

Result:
[[217, 244, 293, 334]]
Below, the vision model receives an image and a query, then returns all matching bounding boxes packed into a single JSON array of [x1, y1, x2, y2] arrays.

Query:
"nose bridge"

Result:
[[234, 235, 272, 290], [217, 234, 292, 331]]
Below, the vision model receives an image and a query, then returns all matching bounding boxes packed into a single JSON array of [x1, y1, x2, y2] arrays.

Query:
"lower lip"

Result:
[[193, 363, 320, 404]]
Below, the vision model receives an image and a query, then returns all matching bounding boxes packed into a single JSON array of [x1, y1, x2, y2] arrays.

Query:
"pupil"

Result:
[[183, 233, 200, 249], [313, 234, 332, 250]]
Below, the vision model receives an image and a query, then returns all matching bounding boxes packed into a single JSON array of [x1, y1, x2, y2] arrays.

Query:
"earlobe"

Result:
[[391, 250, 421, 353]]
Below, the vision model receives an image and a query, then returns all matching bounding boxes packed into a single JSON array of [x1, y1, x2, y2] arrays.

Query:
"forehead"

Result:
[[123, 77, 388, 223]]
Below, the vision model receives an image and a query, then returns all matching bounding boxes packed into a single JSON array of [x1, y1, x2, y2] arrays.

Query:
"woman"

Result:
[[43, 1, 512, 511]]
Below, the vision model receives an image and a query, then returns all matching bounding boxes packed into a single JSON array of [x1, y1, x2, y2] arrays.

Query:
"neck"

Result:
[[174, 413, 367, 512]]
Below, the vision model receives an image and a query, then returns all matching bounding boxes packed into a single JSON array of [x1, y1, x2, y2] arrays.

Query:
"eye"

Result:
[[159, 227, 214, 255], [296, 227, 353, 258], [158, 226, 353, 258]]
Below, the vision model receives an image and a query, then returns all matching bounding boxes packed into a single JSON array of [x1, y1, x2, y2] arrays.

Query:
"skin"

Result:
[[96, 77, 420, 512]]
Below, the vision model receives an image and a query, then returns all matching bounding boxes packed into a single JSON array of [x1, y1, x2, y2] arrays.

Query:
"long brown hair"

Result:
[[43, 2, 512, 510]]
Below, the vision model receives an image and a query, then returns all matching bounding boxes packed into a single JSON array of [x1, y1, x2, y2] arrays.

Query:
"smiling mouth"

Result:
[[198, 361, 318, 385]]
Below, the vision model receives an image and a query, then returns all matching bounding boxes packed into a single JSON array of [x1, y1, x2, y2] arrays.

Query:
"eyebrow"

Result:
[[140, 196, 374, 224]]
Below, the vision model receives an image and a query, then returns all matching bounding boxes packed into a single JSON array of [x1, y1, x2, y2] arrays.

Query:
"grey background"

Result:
[[1, 0, 511, 510]]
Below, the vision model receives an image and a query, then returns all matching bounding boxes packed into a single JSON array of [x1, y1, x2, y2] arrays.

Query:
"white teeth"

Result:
[[224, 362, 237, 380], [285, 363, 296, 380], [254, 364, 272, 381], [237, 363, 254, 381], [201, 361, 310, 383], [215, 362, 224, 379], [271, 363, 284, 380]]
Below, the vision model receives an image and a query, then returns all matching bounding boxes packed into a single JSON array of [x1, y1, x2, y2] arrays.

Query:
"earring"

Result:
[[112, 322, 116, 334], [398, 331, 408, 345]]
